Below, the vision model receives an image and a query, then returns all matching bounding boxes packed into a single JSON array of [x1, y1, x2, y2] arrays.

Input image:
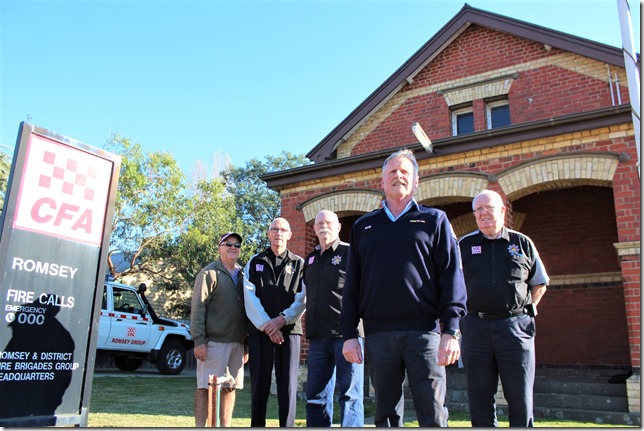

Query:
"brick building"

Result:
[[261, 5, 640, 410]]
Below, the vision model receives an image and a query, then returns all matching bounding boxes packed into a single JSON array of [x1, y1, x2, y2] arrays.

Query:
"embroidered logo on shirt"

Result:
[[508, 244, 522, 256], [409, 219, 426, 223], [255, 264, 264, 272], [471, 245, 482, 255], [308, 256, 315, 265], [285, 264, 293, 275], [364, 225, 372, 230], [331, 255, 342, 265]]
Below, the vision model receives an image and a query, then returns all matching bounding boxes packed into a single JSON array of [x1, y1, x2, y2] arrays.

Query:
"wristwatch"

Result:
[[443, 329, 462, 340]]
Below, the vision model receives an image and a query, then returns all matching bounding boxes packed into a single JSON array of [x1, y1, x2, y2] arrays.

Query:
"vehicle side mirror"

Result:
[[141, 304, 149, 316]]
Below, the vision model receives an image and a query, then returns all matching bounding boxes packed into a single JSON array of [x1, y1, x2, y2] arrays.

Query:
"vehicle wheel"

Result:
[[114, 356, 143, 372], [156, 340, 186, 375]]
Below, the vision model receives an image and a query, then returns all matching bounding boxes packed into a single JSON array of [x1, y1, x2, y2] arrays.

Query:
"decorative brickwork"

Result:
[[497, 153, 620, 199], [300, 189, 383, 223]]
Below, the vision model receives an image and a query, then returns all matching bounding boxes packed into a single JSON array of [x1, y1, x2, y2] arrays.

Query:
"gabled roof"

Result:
[[306, 3, 629, 163]]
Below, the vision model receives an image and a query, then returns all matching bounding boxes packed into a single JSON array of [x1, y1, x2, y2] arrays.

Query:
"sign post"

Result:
[[0, 122, 121, 426]]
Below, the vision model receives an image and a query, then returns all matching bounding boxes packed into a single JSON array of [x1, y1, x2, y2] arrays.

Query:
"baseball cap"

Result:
[[219, 232, 243, 246]]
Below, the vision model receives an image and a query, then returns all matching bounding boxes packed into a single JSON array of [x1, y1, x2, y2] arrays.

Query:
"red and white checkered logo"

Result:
[[127, 327, 136, 337], [13, 134, 113, 245]]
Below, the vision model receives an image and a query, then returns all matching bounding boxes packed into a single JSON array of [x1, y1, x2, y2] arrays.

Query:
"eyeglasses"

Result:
[[269, 227, 290, 233], [473, 204, 496, 214], [222, 242, 241, 248]]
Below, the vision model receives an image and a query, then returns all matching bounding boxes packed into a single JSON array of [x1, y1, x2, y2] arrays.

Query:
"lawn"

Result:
[[88, 375, 628, 427]]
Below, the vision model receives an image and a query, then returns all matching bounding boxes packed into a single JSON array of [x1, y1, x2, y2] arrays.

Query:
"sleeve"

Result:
[[527, 237, 549, 287], [280, 260, 306, 324], [341, 226, 362, 341], [190, 268, 215, 347], [435, 213, 468, 332], [243, 255, 272, 331]]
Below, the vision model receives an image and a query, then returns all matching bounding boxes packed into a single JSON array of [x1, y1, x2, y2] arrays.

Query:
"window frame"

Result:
[[486, 100, 511, 129], [451, 106, 474, 136]]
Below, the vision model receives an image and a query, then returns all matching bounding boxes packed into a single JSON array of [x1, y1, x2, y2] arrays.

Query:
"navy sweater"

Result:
[[341, 204, 467, 339]]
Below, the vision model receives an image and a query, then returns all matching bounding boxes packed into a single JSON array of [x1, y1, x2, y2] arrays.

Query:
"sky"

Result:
[[1, 0, 641, 174]]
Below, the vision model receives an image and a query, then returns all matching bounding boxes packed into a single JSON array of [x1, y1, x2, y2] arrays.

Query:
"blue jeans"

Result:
[[306, 337, 364, 427], [365, 330, 448, 427]]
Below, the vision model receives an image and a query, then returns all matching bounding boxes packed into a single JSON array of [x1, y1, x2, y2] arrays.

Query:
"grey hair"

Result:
[[382, 148, 419, 177]]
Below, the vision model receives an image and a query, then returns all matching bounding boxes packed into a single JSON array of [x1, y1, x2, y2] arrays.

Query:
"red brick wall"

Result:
[[512, 186, 620, 275], [350, 25, 629, 158], [537, 284, 631, 365]]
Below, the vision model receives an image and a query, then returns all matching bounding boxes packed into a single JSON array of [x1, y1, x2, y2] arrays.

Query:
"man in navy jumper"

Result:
[[341, 148, 467, 427]]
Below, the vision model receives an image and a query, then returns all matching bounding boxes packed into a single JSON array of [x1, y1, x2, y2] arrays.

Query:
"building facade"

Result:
[[261, 5, 640, 411]]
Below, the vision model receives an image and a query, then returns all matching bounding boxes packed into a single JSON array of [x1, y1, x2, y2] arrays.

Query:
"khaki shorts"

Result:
[[196, 341, 245, 390]]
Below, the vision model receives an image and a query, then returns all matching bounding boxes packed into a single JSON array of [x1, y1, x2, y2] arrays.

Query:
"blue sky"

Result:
[[1, 0, 640, 174]]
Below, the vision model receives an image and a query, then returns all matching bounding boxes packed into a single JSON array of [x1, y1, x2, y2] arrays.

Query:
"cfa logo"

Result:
[[13, 134, 114, 246]]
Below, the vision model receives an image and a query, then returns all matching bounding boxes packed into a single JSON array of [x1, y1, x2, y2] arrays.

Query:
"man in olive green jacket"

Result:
[[191, 232, 248, 427]]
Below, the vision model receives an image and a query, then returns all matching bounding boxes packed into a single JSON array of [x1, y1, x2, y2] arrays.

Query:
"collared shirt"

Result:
[[382, 198, 419, 222], [458, 227, 549, 313]]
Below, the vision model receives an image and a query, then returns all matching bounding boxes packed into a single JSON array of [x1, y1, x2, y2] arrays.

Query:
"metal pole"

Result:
[[207, 375, 222, 427], [616, 0, 641, 177]]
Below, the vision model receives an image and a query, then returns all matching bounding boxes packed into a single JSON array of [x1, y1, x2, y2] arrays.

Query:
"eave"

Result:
[[262, 105, 634, 191]]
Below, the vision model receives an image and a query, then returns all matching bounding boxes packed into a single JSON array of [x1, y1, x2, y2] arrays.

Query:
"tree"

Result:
[[104, 134, 192, 280], [0, 148, 13, 213], [222, 151, 310, 256], [150, 177, 242, 317]]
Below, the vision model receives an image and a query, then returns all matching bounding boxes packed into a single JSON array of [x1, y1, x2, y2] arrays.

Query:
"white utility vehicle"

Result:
[[97, 279, 193, 375]]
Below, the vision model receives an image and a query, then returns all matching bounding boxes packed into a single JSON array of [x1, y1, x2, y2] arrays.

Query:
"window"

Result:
[[487, 100, 511, 129], [112, 287, 142, 314], [452, 107, 474, 136]]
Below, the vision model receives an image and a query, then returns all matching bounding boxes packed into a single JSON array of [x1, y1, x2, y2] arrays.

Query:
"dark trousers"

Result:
[[461, 313, 536, 427], [365, 330, 448, 427], [305, 337, 364, 427], [247, 332, 301, 427]]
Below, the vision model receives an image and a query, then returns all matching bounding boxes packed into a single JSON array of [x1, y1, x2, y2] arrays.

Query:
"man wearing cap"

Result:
[[244, 217, 306, 427], [191, 232, 248, 427]]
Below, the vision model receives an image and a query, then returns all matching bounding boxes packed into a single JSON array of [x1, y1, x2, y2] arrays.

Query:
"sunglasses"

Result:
[[222, 242, 241, 248]]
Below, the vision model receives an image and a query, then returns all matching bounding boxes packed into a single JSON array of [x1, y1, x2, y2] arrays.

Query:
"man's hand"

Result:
[[194, 344, 207, 362], [263, 316, 286, 345], [342, 339, 363, 364], [438, 334, 461, 366]]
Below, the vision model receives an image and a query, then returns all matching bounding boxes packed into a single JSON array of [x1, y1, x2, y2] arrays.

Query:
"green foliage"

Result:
[[222, 151, 310, 256], [150, 178, 243, 317], [104, 135, 192, 280], [0, 149, 12, 212], [101, 136, 310, 318]]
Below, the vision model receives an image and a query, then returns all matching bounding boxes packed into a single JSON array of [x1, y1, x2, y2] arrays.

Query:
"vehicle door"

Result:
[[106, 286, 153, 351]]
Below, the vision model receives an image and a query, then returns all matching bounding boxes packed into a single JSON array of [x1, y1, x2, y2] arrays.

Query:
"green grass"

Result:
[[88, 375, 630, 427]]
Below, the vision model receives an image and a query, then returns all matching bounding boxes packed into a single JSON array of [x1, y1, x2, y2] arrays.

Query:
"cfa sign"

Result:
[[12, 133, 113, 245], [0, 123, 121, 427]]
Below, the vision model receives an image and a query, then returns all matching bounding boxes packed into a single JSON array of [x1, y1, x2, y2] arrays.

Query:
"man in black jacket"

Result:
[[304, 210, 364, 427], [244, 217, 305, 427]]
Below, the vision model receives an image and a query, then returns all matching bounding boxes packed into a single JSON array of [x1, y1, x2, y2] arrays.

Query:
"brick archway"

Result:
[[299, 189, 383, 223], [496, 153, 621, 200], [417, 172, 490, 204]]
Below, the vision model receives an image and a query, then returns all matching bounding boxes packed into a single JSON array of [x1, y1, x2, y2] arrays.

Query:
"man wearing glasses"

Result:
[[459, 190, 548, 427], [244, 218, 306, 427], [191, 232, 248, 427]]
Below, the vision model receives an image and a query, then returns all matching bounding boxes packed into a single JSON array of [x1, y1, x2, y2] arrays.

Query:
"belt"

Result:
[[470, 309, 525, 320]]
